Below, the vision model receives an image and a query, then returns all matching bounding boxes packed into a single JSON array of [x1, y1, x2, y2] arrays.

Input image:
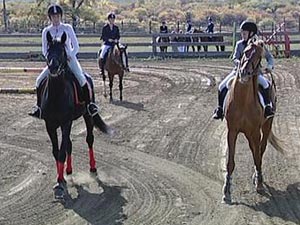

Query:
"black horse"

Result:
[[41, 31, 113, 199], [156, 36, 170, 53]]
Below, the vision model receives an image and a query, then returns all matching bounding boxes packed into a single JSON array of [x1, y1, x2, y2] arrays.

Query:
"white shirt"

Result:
[[42, 22, 79, 58]]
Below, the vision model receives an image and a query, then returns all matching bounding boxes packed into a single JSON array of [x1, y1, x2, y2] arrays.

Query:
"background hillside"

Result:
[[1, 0, 299, 33]]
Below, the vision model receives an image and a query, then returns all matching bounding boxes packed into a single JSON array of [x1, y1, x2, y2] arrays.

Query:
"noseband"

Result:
[[46, 42, 67, 77]]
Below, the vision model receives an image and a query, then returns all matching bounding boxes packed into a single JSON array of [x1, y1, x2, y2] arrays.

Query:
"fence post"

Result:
[[177, 21, 180, 32], [152, 34, 157, 57], [149, 20, 152, 34], [230, 21, 237, 58]]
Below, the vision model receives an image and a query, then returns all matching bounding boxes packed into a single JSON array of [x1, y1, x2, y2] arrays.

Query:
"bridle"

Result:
[[46, 41, 68, 78]]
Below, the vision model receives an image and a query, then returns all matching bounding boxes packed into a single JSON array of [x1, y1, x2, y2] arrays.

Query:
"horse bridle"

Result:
[[46, 43, 68, 77], [238, 43, 262, 82]]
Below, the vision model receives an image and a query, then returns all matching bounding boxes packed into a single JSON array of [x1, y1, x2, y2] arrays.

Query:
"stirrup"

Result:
[[29, 105, 42, 119], [212, 107, 224, 120], [87, 103, 99, 117], [264, 105, 274, 119]]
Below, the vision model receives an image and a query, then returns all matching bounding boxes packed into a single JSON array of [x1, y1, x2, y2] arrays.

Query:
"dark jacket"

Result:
[[160, 25, 168, 33], [206, 22, 214, 33], [100, 23, 120, 46]]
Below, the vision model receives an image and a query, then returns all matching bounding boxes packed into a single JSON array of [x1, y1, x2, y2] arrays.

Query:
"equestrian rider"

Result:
[[29, 4, 99, 119], [186, 19, 194, 34], [159, 21, 168, 34], [99, 12, 120, 76], [212, 21, 275, 120], [206, 17, 214, 34]]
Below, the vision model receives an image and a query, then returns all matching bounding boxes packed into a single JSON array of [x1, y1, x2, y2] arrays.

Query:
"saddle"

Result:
[[39, 70, 92, 108]]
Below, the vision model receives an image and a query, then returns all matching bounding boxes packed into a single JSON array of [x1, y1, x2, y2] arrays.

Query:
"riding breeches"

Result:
[[218, 71, 270, 91], [100, 44, 112, 59], [36, 56, 87, 87]]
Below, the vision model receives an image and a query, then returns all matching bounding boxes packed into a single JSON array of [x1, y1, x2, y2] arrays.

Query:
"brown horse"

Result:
[[97, 44, 128, 102], [222, 39, 284, 204], [200, 33, 225, 52], [156, 36, 170, 53]]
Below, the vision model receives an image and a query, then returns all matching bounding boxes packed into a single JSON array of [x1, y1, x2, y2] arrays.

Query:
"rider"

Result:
[[206, 17, 214, 34], [29, 4, 99, 119], [212, 21, 275, 120], [186, 19, 193, 34], [159, 21, 168, 34], [99, 12, 121, 76]]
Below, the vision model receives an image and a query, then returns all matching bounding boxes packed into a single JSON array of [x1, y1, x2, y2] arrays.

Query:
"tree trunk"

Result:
[[3, 0, 8, 32]]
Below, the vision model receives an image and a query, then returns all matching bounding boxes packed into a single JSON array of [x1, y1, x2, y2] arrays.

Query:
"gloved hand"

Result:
[[264, 64, 273, 73]]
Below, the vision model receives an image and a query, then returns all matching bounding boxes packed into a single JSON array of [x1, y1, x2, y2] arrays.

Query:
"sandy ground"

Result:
[[0, 58, 300, 225]]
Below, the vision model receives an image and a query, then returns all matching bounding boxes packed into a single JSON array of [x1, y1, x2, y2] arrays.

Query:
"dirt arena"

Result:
[[0, 58, 300, 225]]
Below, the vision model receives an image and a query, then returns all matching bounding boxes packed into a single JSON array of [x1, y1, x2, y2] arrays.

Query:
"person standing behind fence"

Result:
[[186, 19, 193, 34], [99, 12, 120, 76], [159, 21, 168, 34]]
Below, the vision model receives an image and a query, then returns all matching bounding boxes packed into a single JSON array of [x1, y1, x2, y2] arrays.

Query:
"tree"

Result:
[[3, 0, 8, 32]]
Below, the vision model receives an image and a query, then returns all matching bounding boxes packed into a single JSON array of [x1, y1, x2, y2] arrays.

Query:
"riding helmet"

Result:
[[240, 21, 258, 35], [107, 12, 116, 20], [48, 4, 63, 18]]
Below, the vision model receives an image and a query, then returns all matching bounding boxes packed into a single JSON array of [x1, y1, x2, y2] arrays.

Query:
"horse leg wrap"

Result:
[[89, 148, 96, 171], [57, 161, 65, 182], [66, 155, 72, 175]]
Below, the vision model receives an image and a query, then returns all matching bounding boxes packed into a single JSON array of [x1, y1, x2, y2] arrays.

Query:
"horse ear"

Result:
[[46, 31, 53, 43], [61, 32, 67, 44]]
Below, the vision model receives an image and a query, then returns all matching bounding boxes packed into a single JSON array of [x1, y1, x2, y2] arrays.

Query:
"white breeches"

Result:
[[218, 71, 270, 91], [36, 56, 87, 87], [100, 45, 112, 59]]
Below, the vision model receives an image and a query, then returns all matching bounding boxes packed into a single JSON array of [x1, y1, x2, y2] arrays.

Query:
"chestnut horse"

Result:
[[97, 44, 129, 102], [222, 39, 284, 204]]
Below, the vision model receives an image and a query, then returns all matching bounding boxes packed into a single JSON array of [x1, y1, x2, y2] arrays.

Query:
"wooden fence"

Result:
[[0, 31, 299, 59]]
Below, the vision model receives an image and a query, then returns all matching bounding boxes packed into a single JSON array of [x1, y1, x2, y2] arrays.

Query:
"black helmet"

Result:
[[240, 21, 257, 35], [208, 16, 212, 21], [48, 4, 63, 18], [107, 12, 116, 20]]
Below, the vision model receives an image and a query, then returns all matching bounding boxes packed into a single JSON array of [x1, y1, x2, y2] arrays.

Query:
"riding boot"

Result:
[[261, 86, 274, 119], [212, 87, 228, 120], [29, 86, 42, 119], [82, 83, 99, 117]]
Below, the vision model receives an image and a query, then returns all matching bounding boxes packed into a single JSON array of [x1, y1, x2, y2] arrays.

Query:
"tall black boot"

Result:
[[212, 87, 228, 120], [29, 86, 42, 119], [260, 86, 274, 118], [82, 83, 99, 117]]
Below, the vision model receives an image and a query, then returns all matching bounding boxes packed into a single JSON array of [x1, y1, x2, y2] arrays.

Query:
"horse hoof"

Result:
[[90, 168, 97, 175], [221, 195, 232, 204], [104, 93, 107, 98], [256, 184, 265, 193], [53, 183, 65, 200]]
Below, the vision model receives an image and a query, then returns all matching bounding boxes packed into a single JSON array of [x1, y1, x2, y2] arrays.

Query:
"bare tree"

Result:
[[2, 0, 8, 32]]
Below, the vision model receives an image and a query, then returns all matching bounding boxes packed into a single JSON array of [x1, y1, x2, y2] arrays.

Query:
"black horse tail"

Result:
[[93, 114, 114, 135]]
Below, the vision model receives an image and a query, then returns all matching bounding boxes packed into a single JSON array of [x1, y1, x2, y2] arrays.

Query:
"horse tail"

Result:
[[268, 130, 285, 154], [93, 114, 114, 135]]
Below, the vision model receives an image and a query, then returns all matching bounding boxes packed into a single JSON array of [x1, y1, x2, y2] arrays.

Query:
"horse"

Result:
[[41, 31, 113, 199], [156, 35, 170, 53], [200, 33, 225, 52], [222, 39, 284, 204], [97, 44, 129, 102], [190, 28, 202, 52]]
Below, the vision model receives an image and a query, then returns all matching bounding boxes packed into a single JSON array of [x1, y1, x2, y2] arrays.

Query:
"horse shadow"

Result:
[[235, 182, 300, 224], [63, 176, 128, 225], [112, 100, 145, 112]]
